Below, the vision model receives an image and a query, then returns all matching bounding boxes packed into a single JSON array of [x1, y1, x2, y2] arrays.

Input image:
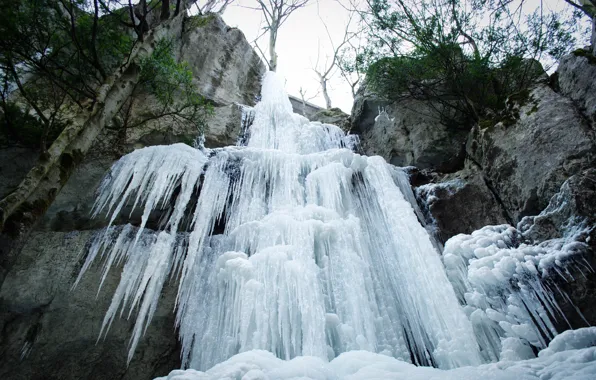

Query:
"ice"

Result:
[[539, 327, 596, 357], [155, 339, 596, 380], [443, 222, 592, 361], [75, 71, 595, 378]]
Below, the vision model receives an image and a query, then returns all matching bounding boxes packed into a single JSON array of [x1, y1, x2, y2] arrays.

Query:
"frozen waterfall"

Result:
[[75, 72, 596, 379]]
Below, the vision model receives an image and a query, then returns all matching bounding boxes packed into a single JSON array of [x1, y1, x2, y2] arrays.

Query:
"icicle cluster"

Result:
[[78, 72, 483, 370], [443, 223, 592, 361]]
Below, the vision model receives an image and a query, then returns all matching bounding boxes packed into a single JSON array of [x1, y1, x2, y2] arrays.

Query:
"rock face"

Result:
[[0, 148, 38, 200], [415, 165, 509, 243], [467, 83, 596, 222], [310, 108, 351, 131], [288, 95, 323, 119], [518, 169, 596, 329], [351, 84, 469, 172], [557, 50, 596, 124], [123, 14, 265, 151], [0, 231, 180, 380], [0, 13, 265, 380]]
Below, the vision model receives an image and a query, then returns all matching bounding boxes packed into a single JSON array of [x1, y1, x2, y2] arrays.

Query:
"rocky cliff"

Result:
[[0, 13, 264, 380], [353, 50, 596, 327]]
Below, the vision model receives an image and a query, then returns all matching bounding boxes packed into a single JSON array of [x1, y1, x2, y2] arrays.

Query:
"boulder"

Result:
[[351, 84, 469, 172], [310, 108, 350, 131], [120, 13, 265, 150], [467, 83, 596, 222]]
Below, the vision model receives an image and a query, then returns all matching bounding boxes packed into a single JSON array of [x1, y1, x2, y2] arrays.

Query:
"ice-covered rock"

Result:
[[75, 71, 483, 371], [415, 165, 508, 242], [155, 344, 596, 380]]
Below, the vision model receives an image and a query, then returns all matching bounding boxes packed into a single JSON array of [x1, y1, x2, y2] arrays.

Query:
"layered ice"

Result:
[[75, 71, 596, 379]]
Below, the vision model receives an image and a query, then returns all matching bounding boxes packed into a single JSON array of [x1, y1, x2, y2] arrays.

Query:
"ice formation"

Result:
[[443, 221, 592, 362], [76, 71, 596, 378], [155, 328, 596, 380]]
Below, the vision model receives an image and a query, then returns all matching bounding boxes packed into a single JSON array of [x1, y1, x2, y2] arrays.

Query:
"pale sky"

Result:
[[219, 0, 590, 114], [222, 0, 357, 113]]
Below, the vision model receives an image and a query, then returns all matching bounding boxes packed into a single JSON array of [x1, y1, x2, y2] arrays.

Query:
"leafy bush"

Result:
[[137, 38, 213, 133]]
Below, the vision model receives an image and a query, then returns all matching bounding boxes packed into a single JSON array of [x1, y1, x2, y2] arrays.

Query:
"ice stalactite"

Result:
[[443, 221, 593, 362]]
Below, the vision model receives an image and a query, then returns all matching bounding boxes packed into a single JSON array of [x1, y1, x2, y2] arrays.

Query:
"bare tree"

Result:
[[336, 37, 365, 98], [564, 0, 596, 54], [253, 0, 311, 71], [298, 86, 319, 115], [0, 1, 205, 232], [312, 9, 356, 108], [192, 0, 234, 14]]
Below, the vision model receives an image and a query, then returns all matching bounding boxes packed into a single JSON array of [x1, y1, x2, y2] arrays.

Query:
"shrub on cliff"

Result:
[[356, 0, 590, 127]]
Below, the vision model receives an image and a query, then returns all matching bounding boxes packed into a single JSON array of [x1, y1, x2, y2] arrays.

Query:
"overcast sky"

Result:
[[222, 0, 356, 113]]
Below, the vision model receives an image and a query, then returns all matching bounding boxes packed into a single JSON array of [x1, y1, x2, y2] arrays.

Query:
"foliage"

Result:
[[352, 0, 591, 126], [0, 0, 209, 151], [135, 38, 213, 134], [0, 103, 63, 148]]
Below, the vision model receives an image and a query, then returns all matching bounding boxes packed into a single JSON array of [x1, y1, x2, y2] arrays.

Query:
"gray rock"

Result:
[[288, 95, 323, 119], [310, 108, 350, 131], [38, 156, 114, 232], [351, 84, 469, 172], [0, 230, 180, 380], [122, 14, 265, 150], [519, 168, 596, 244], [467, 83, 596, 222], [415, 164, 508, 243], [517, 169, 596, 329], [557, 51, 596, 124], [179, 14, 264, 107]]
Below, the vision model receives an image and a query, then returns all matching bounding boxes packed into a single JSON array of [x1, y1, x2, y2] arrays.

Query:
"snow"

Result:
[[539, 327, 596, 357], [155, 331, 596, 380], [75, 71, 596, 379]]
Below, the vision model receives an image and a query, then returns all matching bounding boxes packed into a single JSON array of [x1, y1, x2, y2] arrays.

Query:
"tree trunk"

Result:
[[318, 73, 332, 109], [161, 0, 171, 20], [269, 24, 278, 72], [0, 13, 186, 233]]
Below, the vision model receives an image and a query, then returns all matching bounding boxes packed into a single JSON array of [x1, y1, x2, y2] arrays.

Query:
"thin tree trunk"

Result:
[[318, 73, 332, 109], [269, 30, 278, 71]]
